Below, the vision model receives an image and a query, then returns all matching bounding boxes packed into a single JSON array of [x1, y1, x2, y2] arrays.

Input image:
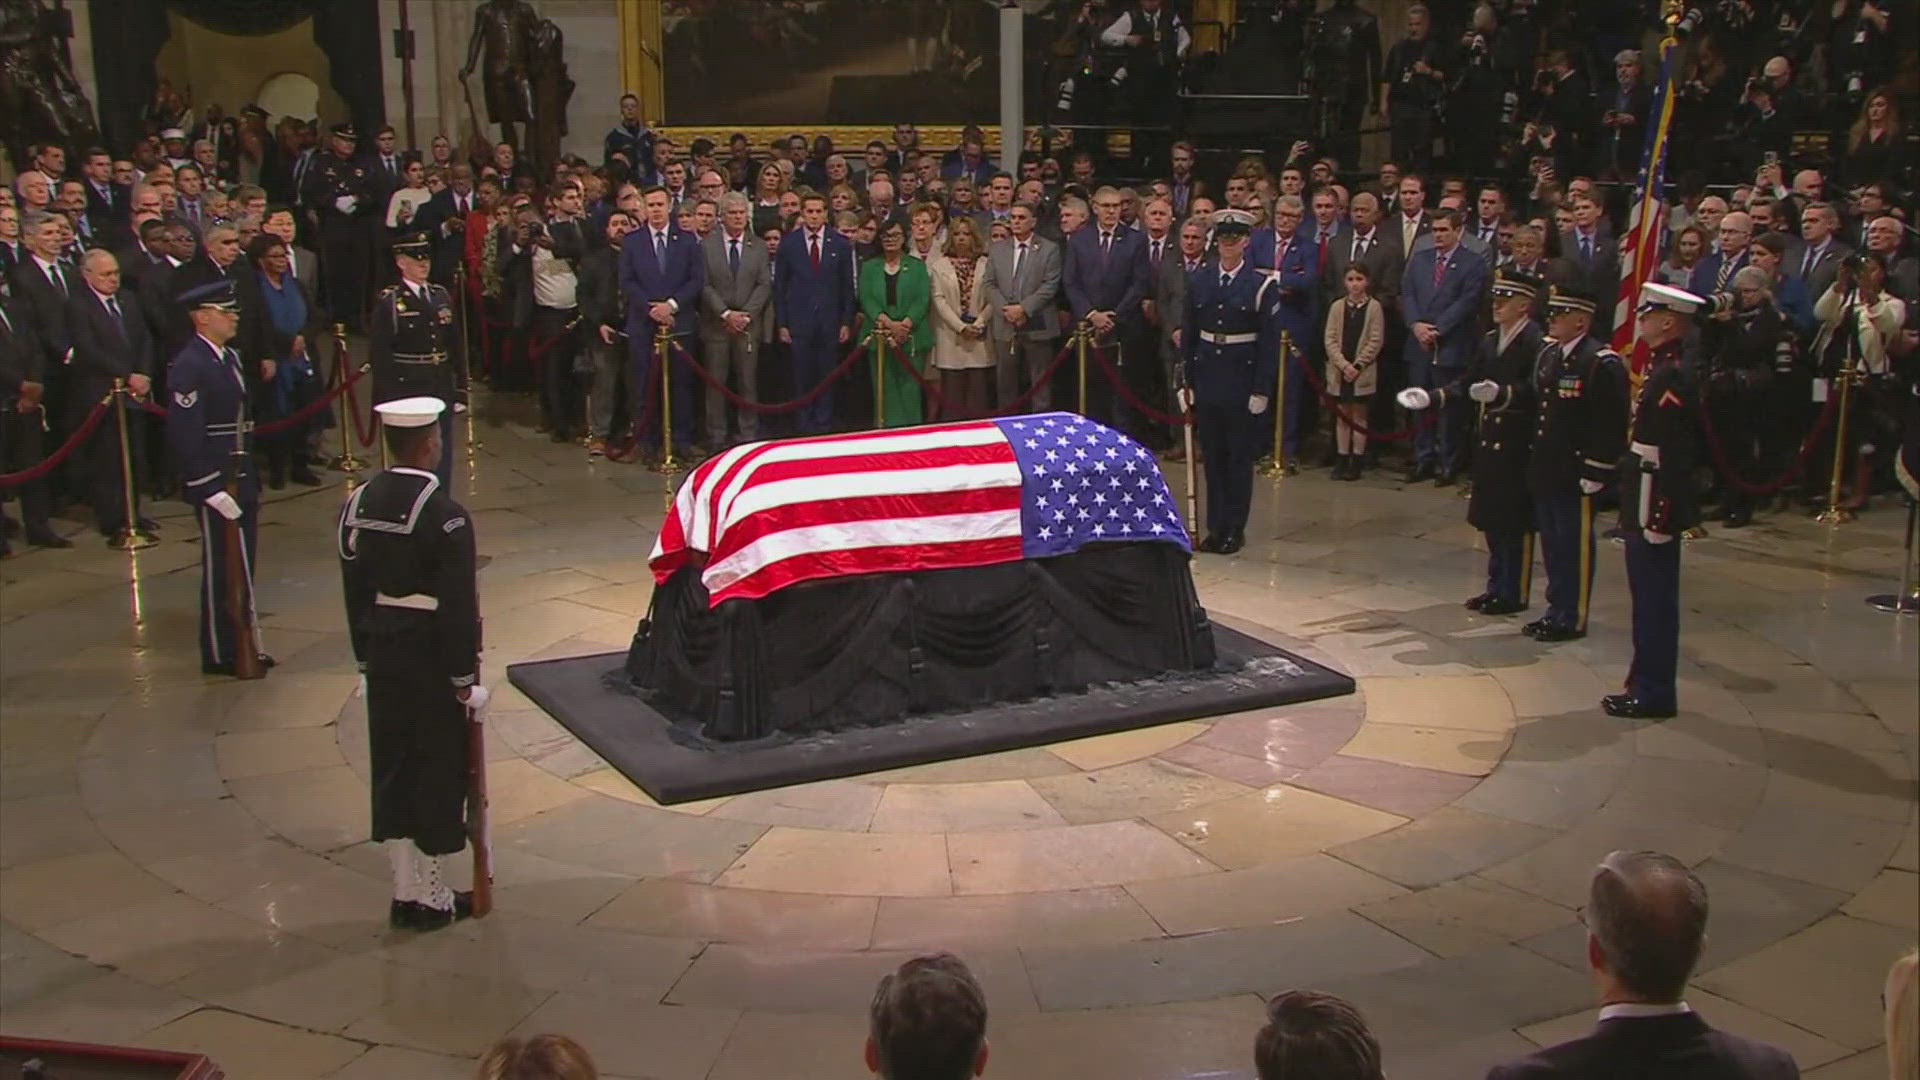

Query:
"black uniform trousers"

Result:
[[1196, 400, 1259, 538], [366, 609, 471, 856], [195, 498, 259, 669], [1705, 383, 1761, 514], [84, 397, 148, 532], [1534, 489, 1595, 632], [0, 409, 53, 535], [319, 216, 371, 330], [1484, 529, 1535, 606], [531, 304, 582, 437], [1624, 535, 1681, 711]]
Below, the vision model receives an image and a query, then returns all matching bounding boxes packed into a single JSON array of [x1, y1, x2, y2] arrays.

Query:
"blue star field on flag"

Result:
[[992, 412, 1191, 559]]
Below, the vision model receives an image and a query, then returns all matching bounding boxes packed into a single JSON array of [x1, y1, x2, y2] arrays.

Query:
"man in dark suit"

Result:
[[67, 249, 159, 537], [412, 165, 479, 288], [79, 147, 128, 244], [0, 204, 24, 279], [1560, 194, 1621, 337], [10, 211, 84, 441], [1783, 202, 1851, 302], [699, 192, 771, 446], [1064, 185, 1149, 430], [0, 281, 69, 551], [772, 191, 855, 435], [1250, 195, 1320, 465], [1401, 209, 1490, 484], [1486, 850, 1800, 1080], [1504, 225, 1576, 323], [1689, 211, 1751, 298], [620, 184, 706, 454]]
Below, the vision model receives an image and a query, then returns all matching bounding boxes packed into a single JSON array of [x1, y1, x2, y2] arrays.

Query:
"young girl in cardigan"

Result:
[[1323, 263, 1386, 479]]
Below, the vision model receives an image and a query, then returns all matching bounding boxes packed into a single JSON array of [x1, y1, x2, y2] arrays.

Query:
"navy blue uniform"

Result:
[[1182, 260, 1280, 543], [166, 335, 261, 670], [1526, 333, 1628, 636], [1618, 341, 1698, 713]]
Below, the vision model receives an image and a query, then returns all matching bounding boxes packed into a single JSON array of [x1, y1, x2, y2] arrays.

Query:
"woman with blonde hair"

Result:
[[751, 161, 788, 235], [1845, 88, 1907, 188], [828, 182, 861, 215], [476, 1034, 597, 1080], [928, 215, 993, 419]]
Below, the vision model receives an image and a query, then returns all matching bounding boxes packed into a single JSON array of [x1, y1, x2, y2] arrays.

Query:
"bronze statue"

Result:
[[527, 17, 575, 178], [0, 0, 99, 170], [460, 0, 540, 151]]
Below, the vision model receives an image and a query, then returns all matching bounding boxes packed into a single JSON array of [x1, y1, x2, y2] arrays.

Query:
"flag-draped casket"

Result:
[[629, 414, 1216, 740]]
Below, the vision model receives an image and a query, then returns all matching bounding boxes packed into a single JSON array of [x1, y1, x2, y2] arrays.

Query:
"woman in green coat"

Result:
[[857, 218, 933, 427]]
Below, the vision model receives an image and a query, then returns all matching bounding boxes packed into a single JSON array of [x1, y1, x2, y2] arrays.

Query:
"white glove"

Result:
[[1248, 395, 1269, 415], [453, 401, 468, 414], [333, 195, 357, 214], [1578, 479, 1604, 495], [1468, 380, 1500, 404], [460, 683, 491, 718], [1644, 529, 1673, 544], [204, 490, 242, 521], [1175, 387, 1194, 411], [1396, 387, 1432, 410], [356, 675, 368, 699]]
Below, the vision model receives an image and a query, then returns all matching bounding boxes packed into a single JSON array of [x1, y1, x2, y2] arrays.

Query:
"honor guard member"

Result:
[[1179, 208, 1280, 555], [1604, 283, 1703, 720], [302, 123, 376, 330], [369, 233, 467, 486], [1523, 284, 1628, 642], [339, 397, 488, 931], [1400, 270, 1547, 615], [166, 280, 273, 676]]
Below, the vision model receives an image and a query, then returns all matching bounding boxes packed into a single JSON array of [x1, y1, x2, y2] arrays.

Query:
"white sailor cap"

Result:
[[160, 128, 187, 141], [1212, 208, 1257, 237], [1638, 281, 1705, 315], [374, 396, 447, 429]]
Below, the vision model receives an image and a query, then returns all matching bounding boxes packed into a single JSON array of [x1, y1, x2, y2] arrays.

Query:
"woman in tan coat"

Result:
[[928, 216, 993, 419], [1322, 263, 1386, 480]]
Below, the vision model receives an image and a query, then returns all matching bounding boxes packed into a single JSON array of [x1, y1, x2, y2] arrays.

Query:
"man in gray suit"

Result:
[[699, 191, 772, 445], [983, 200, 1062, 413], [1782, 202, 1851, 302]]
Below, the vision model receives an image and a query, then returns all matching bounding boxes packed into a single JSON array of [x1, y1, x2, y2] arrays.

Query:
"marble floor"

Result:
[[1, 398, 1914, 1079]]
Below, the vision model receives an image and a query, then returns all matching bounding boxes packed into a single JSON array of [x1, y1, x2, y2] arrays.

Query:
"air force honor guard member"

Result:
[[368, 233, 467, 485], [1179, 209, 1280, 555], [1604, 283, 1703, 720], [1400, 270, 1547, 615], [1524, 285, 1628, 642], [339, 397, 488, 931], [167, 280, 272, 677]]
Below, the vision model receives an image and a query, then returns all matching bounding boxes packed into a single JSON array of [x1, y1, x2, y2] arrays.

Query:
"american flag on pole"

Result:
[[1612, 30, 1682, 375], [650, 413, 1192, 607]]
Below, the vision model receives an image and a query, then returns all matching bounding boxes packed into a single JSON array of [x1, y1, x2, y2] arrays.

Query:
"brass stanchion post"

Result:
[[656, 333, 680, 473], [328, 323, 364, 475], [1866, 497, 1920, 614], [107, 381, 157, 551], [1257, 331, 1290, 478], [1815, 368, 1856, 525], [1076, 321, 1090, 417], [872, 330, 888, 429], [455, 264, 481, 454]]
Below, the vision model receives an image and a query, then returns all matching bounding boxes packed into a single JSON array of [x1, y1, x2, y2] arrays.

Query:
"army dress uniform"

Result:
[[1606, 285, 1704, 720], [301, 124, 377, 329], [1524, 287, 1629, 642], [368, 237, 468, 486], [165, 281, 268, 676], [338, 397, 483, 930], [1182, 211, 1281, 554], [1437, 273, 1548, 615]]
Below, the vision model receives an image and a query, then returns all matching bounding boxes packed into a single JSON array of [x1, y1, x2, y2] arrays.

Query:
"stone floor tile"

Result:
[[1332, 807, 1558, 889], [1124, 852, 1408, 936], [1750, 708, 1905, 753], [0, 921, 108, 1008], [569, 767, 728, 813], [665, 942, 1037, 1016], [137, 1007, 366, 1079], [720, 826, 951, 896], [707, 779, 885, 831], [1044, 721, 1210, 771], [1760, 737, 1917, 824], [1358, 673, 1516, 731], [1489, 660, 1615, 718], [226, 764, 369, 853], [1193, 706, 1363, 769], [341, 966, 552, 1056], [989, 1003, 1258, 1080], [0, 850, 179, 931], [1840, 868, 1918, 929], [37, 892, 285, 985], [1698, 914, 1915, 1051], [377, 912, 702, 994], [1146, 785, 1406, 870], [1451, 753, 1627, 829], [1891, 814, 1918, 873], [475, 757, 595, 825], [858, 745, 1084, 785], [1340, 720, 1510, 776], [1020, 911, 1431, 1011], [76, 746, 225, 815], [511, 990, 731, 1080], [1518, 987, 1852, 1070], [1601, 755, 1769, 831], [587, 878, 877, 950], [1805, 1048, 1890, 1078], [705, 1011, 871, 1080], [325, 1045, 478, 1080], [1028, 759, 1251, 825], [90, 798, 275, 865], [497, 794, 766, 881], [1354, 875, 1576, 958], [213, 726, 345, 780], [1157, 740, 1304, 788], [873, 887, 1162, 950], [1481, 815, 1731, 907], [1716, 797, 1907, 893], [949, 819, 1216, 894], [0, 793, 110, 868], [0, 969, 198, 1045], [1288, 754, 1481, 817], [1311, 946, 1595, 1052]]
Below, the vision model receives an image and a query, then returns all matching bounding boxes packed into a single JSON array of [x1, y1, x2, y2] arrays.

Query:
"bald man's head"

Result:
[[1587, 851, 1709, 1004]]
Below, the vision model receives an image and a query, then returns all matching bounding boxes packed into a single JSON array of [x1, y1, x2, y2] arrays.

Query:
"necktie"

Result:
[[1220, 271, 1231, 289], [1151, 239, 1162, 268], [1187, 260, 1198, 272], [1013, 242, 1026, 281], [728, 238, 740, 276], [107, 296, 121, 324], [1433, 254, 1448, 288], [655, 231, 666, 264], [810, 234, 820, 270], [1101, 231, 1113, 257], [1317, 231, 1328, 271], [1579, 234, 1592, 262], [1801, 246, 1815, 278], [47, 264, 65, 297], [1716, 256, 1734, 290]]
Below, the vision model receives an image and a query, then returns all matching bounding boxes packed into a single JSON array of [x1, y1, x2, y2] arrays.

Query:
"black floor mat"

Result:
[[507, 622, 1354, 804]]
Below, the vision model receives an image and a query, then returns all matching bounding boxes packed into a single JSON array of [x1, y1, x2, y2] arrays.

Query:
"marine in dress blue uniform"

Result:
[[367, 233, 468, 486], [1180, 210, 1280, 555], [1523, 285, 1629, 642], [1604, 283, 1705, 720], [1400, 271, 1546, 615], [165, 281, 273, 676]]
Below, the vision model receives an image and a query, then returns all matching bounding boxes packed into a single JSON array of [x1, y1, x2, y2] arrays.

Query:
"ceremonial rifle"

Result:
[[226, 399, 265, 680]]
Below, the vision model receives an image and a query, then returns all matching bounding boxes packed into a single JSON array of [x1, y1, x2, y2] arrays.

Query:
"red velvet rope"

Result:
[[1295, 346, 1440, 443], [1696, 381, 1844, 497], [889, 338, 1076, 419], [669, 340, 870, 415], [0, 396, 111, 489], [1087, 345, 1192, 427], [131, 360, 373, 440]]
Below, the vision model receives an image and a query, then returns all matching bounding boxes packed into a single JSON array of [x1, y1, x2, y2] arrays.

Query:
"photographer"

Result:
[[1702, 266, 1786, 526], [1823, 1, 1897, 119], [1379, 3, 1449, 172], [576, 210, 632, 456], [1527, 49, 1595, 182], [1447, 4, 1509, 175], [1597, 50, 1652, 181], [527, 180, 588, 443], [1730, 68, 1795, 175], [1811, 251, 1908, 508]]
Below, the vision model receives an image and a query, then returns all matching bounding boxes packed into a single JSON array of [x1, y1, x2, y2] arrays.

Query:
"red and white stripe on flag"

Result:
[[1613, 33, 1681, 379]]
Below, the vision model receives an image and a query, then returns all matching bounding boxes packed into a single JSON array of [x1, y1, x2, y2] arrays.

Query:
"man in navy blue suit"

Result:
[[619, 185, 705, 456], [1064, 186, 1148, 431], [1688, 210, 1751, 298], [1400, 208, 1490, 484], [773, 192, 856, 434], [1248, 195, 1318, 467]]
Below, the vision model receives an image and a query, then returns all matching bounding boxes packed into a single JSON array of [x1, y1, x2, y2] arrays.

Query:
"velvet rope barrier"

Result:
[[600, 343, 668, 464], [0, 396, 111, 489], [669, 340, 870, 415], [1088, 345, 1191, 427], [129, 362, 372, 439], [884, 337, 1076, 419], [1295, 346, 1440, 443], [1696, 382, 1844, 497]]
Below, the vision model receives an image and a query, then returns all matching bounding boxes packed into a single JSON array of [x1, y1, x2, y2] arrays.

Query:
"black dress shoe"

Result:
[[1479, 597, 1529, 616], [1218, 532, 1245, 555], [26, 529, 72, 549], [406, 891, 476, 932], [1521, 617, 1551, 638], [1434, 468, 1457, 488], [1602, 693, 1676, 719], [1465, 593, 1492, 611], [1405, 461, 1436, 484], [1531, 623, 1586, 642], [1197, 534, 1224, 553], [389, 899, 413, 929]]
